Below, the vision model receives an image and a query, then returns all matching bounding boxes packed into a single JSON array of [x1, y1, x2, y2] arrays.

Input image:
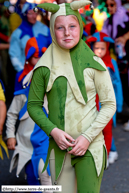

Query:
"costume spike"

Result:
[[37, 3, 60, 14], [70, 0, 93, 10]]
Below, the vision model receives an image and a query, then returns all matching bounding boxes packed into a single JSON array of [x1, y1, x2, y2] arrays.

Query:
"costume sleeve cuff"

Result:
[[81, 133, 92, 143], [46, 125, 58, 137], [6, 128, 15, 139]]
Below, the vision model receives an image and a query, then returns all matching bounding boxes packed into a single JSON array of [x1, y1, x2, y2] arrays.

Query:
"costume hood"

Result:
[[26, 0, 106, 106], [25, 36, 47, 60], [86, 31, 114, 44], [86, 32, 115, 71], [18, 36, 47, 83], [22, 2, 37, 15]]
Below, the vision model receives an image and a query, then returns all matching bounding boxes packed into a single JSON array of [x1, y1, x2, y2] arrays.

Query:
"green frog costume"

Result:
[[27, 1, 116, 192]]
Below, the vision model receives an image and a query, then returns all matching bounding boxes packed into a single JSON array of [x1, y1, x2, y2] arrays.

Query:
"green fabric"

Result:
[[42, 138, 66, 181], [97, 2, 110, 17], [65, 3, 83, 39], [97, 2, 106, 12], [37, 3, 60, 13], [81, 15, 86, 25], [47, 76, 67, 131], [28, 67, 68, 136], [28, 67, 57, 136], [70, 40, 106, 104], [74, 147, 106, 193], [28, 68, 68, 180], [98, 0, 105, 6], [85, 10, 93, 16], [65, 3, 106, 104]]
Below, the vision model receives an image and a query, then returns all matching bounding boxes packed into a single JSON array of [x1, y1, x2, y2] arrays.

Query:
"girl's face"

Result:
[[93, 42, 107, 58], [106, 0, 117, 15], [54, 15, 80, 49], [29, 56, 40, 66]]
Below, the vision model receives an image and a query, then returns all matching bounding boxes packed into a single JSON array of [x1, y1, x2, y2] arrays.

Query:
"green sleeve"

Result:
[[27, 67, 57, 136]]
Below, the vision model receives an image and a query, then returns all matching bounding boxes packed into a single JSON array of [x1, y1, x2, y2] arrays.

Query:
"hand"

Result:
[[50, 128, 75, 150], [68, 135, 90, 156], [115, 34, 128, 47], [7, 138, 16, 150]]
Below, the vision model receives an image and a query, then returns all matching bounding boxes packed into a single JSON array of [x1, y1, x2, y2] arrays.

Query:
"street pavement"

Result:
[[0, 105, 129, 193], [100, 122, 129, 193]]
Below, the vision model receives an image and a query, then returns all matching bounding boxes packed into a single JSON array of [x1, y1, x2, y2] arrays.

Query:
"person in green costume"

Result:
[[27, 1, 116, 192]]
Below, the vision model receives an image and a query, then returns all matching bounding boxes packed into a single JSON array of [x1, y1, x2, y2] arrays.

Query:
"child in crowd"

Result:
[[87, 32, 123, 166], [27, 1, 116, 193], [6, 36, 52, 192]]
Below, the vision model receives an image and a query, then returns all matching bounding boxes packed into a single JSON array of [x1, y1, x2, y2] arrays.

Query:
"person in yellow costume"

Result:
[[9, 0, 26, 34], [93, 0, 110, 31], [0, 80, 9, 159]]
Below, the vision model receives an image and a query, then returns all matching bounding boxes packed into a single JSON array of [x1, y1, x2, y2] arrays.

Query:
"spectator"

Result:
[[9, 0, 26, 34], [0, 79, 9, 160], [6, 37, 52, 191], [102, 0, 129, 131], [0, 80, 6, 136], [9, 2, 52, 72], [0, 5, 10, 88]]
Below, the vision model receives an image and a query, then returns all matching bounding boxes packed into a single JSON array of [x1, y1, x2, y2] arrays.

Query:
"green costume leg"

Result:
[[49, 148, 105, 193], [74, 147, 106, 193]]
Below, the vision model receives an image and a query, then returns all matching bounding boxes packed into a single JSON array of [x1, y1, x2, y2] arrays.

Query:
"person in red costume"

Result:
[[14, 35, 47, 92]]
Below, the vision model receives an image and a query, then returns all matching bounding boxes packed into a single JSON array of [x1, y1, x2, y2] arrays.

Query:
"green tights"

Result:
[[49, 147, 106, 193]]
